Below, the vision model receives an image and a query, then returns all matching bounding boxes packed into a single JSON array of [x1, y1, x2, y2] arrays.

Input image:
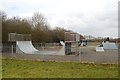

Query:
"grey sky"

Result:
[[0, 0, 119, 38]]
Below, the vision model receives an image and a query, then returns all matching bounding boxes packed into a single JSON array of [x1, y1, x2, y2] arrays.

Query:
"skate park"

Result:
[[1, 0, 120, 78], [2, 32, 118, 63]]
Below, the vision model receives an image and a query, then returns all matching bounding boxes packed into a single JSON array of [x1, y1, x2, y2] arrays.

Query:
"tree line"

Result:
[[1, 11, 74, 43]]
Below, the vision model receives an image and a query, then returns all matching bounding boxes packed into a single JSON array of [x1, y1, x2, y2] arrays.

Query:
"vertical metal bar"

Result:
[[11, 45, 13, 58], [79, 46, 81, 62], [0, 12, 2, 80], [42, 43, 44, 61], [41, 43, 42, 48], [16, 43, 17, 54]]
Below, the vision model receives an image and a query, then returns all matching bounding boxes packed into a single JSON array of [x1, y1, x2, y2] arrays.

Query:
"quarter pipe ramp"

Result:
[[16, 41, 65, 55]]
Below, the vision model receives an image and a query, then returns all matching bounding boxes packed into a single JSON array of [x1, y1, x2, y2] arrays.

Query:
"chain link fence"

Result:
[[2, 42, 81, 62], [2, 42, 118, 63]]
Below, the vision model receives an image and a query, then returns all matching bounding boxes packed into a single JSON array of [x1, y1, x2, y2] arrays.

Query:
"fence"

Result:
[[2, 43, 57, 53], [2, 42, 118, 63], [33, 43, 56, 48], [2, 42, 81, 62]]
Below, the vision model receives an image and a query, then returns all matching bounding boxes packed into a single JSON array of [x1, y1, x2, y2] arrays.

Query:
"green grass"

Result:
[[87, 42, 100, 46], [2, 58, 118, 78]]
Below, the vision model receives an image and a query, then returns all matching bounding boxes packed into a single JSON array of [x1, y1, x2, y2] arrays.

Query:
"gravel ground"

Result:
[[2, 46, 118, 63]]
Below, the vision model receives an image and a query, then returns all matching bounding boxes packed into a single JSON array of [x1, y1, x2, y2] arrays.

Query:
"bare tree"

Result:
[[32, 12, 49, 31], [0, 11, 7, 21]]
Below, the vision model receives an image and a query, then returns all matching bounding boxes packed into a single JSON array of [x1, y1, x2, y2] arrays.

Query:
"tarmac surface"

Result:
[[2, 46, 118, 63]]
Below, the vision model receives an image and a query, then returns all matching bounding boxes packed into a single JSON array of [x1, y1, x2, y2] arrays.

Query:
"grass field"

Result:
[[87, 42, 100, 46], [2, 58, 118, 78]]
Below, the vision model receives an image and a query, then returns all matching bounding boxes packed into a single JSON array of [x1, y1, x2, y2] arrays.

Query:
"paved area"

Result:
[[81, 46, 118, 63], [2, 46, 118, 63]]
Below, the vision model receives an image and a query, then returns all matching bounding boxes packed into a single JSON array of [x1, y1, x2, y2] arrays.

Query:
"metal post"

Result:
[[85, 40, 87, 46], [42, 43, 44, 61], [0, 15, 2, 80], [79, 46, 81, 62], [11, 45, 13, 58], [41, 43, 42, 48]]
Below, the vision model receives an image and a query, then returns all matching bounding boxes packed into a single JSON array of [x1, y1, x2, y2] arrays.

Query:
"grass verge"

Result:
[[2, 58, 118, 78]]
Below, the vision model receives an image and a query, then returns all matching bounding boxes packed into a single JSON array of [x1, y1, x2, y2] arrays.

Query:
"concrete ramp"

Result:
[[16, 41, 39, 54], [103, 43, 118, 50], [96, 47, 104, 52], [55, 45, 65, 55], [16, 41, 56, 54], [16, 41, 65, 55]]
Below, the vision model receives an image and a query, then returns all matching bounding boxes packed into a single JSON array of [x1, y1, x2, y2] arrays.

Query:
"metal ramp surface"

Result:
[[16, 41, 65, 55], [16, 41, 56, 54], [96, 47, 104, 52], [103, 43, 118, 50]]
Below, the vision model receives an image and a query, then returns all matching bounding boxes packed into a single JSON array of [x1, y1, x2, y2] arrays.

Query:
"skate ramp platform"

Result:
[[103, 43, 118, 50], [55, 45, 65, 55], [60, 41, 65, 46], [16, 41, 56, 54], [96, 47, 104, 52]]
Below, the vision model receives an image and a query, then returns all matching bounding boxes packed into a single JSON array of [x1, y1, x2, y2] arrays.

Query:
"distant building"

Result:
[[84, 35, 96, 40]]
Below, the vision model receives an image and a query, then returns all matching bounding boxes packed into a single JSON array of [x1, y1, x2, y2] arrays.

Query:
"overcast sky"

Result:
[[0, 0, 119, 38]]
